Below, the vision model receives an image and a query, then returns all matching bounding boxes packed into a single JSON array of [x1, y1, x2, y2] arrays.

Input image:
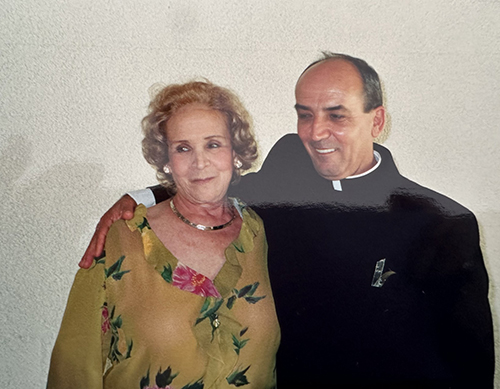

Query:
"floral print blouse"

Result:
[[48, 201, 280, 389]]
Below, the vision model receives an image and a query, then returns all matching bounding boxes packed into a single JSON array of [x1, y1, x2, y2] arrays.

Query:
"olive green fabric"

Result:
[[48, 203, 280, 389]]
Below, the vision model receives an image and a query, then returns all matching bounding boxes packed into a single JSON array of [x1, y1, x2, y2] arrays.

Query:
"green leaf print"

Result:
[[200, 298, 211, 313], [140, 368, 150, 389], [109, 335, 122, 361], [95, 250, 106, 263], [125, 339, 133, 358], [232, 334, 249, 355], [229, 282, 266, 307], [237, 284, 253, 298], [156, 366, 178, 387], [195, 298, 224, 325], [107, 306, 132, 363], [233, 242, 245, 253], [112, 270, 131, 280], [137, 217, 150, 232], [244, 296, 266, 304], [226, 295, 237, 309], [105, 255, 130, 280], [181, 380, 204, 389], [161, 264, 173, 283], [112, 315, 122, 329], [195, 298, 224, 341], [140, 367, 204, 389], [105, 255, 124, 277], [246, 282, 259, 296], [196, 283, 266, 344], [227, 365, 251, 387]]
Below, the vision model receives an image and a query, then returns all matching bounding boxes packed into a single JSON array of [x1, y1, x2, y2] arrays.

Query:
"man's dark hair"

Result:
[[301, 52, 383, 112]]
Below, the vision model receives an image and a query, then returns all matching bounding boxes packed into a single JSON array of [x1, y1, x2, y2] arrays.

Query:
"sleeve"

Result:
[[148, 185, 174, 205], [432, 213, 494, 388], [127, 188, 156, 207], [47, 262, 106, 389]]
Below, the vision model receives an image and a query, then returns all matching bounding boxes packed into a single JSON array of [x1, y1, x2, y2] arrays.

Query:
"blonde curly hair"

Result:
[[142, 80, 258, 193]]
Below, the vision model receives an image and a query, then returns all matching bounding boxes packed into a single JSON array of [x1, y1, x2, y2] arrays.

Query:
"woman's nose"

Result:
[[193, 150, 210, 169]]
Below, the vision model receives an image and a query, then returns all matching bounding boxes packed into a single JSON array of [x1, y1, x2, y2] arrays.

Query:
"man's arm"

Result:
[[80, 133, 301, 268], [79, 185, 171, 268], [441, 214, 494, 387], [79, 194, 137, 268]]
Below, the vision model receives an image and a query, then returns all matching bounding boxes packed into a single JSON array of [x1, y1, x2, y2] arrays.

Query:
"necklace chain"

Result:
[[169, 199, 235, 231]]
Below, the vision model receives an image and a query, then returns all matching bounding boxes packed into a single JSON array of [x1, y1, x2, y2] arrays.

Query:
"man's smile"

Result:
[[314, 147, 337, 154]]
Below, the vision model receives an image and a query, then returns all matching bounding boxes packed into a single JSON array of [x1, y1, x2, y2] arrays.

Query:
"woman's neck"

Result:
[[171, 194, 233, 226]]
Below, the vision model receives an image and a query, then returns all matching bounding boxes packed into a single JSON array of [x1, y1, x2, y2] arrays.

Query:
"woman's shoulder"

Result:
[[103, 204, 150, 255], [231, 198, 265, 252], [125, 203, 149, 231], [232, 198, 263, 226]]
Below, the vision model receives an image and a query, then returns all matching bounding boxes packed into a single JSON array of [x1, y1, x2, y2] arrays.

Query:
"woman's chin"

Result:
[[177, 190, 229, 206]]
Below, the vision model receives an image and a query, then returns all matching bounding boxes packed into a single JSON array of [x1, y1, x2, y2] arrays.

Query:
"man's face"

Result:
[[295, 59, 384, 180]]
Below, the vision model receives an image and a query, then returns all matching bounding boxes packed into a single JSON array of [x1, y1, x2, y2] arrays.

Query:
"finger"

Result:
[[94, 217, 112, 259], [79, 236, 97, 269], [122, 209, 134, 219]]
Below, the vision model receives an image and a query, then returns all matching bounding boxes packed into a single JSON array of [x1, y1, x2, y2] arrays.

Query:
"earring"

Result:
[[163, 165, 171, 174], [234, 158, 243, 169]]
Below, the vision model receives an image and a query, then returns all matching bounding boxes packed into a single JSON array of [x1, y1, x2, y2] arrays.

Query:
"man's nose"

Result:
[[311, 117, 331, 141]]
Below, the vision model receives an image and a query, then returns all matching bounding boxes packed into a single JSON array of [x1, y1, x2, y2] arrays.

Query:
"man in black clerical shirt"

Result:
[[80, 53, 494, 388]]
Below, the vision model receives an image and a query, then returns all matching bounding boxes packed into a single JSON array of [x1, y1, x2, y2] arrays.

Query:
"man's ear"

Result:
[[371, 106, 385, 138]]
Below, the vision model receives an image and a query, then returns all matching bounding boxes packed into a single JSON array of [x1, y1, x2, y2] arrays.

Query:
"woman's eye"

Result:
[[176, 146, 190, 153], [208, 142, 220, 149]]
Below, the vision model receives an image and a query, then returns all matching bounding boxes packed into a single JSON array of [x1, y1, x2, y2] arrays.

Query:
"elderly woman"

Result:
[[48, 81, 280, 389]]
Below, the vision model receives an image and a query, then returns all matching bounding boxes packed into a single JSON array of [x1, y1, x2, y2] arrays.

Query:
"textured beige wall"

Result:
[[1, 0, 499, 386]]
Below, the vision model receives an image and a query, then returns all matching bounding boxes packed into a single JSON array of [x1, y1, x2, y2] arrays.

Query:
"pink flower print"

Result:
[[172, 264, 221, 298], [101, 305, 110, 334]]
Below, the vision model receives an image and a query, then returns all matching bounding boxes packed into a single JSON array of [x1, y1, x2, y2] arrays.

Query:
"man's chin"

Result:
[[312, 162, 345, 181]]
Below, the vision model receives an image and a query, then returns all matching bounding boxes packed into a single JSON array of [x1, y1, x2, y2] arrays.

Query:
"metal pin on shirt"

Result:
[[371, 258, 396, 288]]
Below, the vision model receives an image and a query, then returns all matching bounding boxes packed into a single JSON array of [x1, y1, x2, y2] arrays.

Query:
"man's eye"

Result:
[[330, 114, 344, 120], [297, 113, 312, 119]]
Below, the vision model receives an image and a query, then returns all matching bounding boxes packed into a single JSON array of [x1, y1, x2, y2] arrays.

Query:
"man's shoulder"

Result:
[[394, 171, 474, 219], [375, 143, 475, 218], [262, 133, 310, 171], [232, 134, 319, 204]]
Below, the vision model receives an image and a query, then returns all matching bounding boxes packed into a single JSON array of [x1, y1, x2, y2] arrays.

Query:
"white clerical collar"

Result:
[[331, 150, 382, 192]]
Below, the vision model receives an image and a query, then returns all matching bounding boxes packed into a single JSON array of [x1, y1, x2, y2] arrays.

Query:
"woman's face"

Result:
[[166, 103, 235, 205]]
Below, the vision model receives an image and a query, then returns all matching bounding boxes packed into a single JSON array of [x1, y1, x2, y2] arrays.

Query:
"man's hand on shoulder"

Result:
[[79, 195, 137, 269]]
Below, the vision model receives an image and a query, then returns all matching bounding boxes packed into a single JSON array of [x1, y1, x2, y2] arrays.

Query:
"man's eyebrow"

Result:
[[294, 104, 310, 111], [325, 105, 345, 111], [294, 104, 346, 111]]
